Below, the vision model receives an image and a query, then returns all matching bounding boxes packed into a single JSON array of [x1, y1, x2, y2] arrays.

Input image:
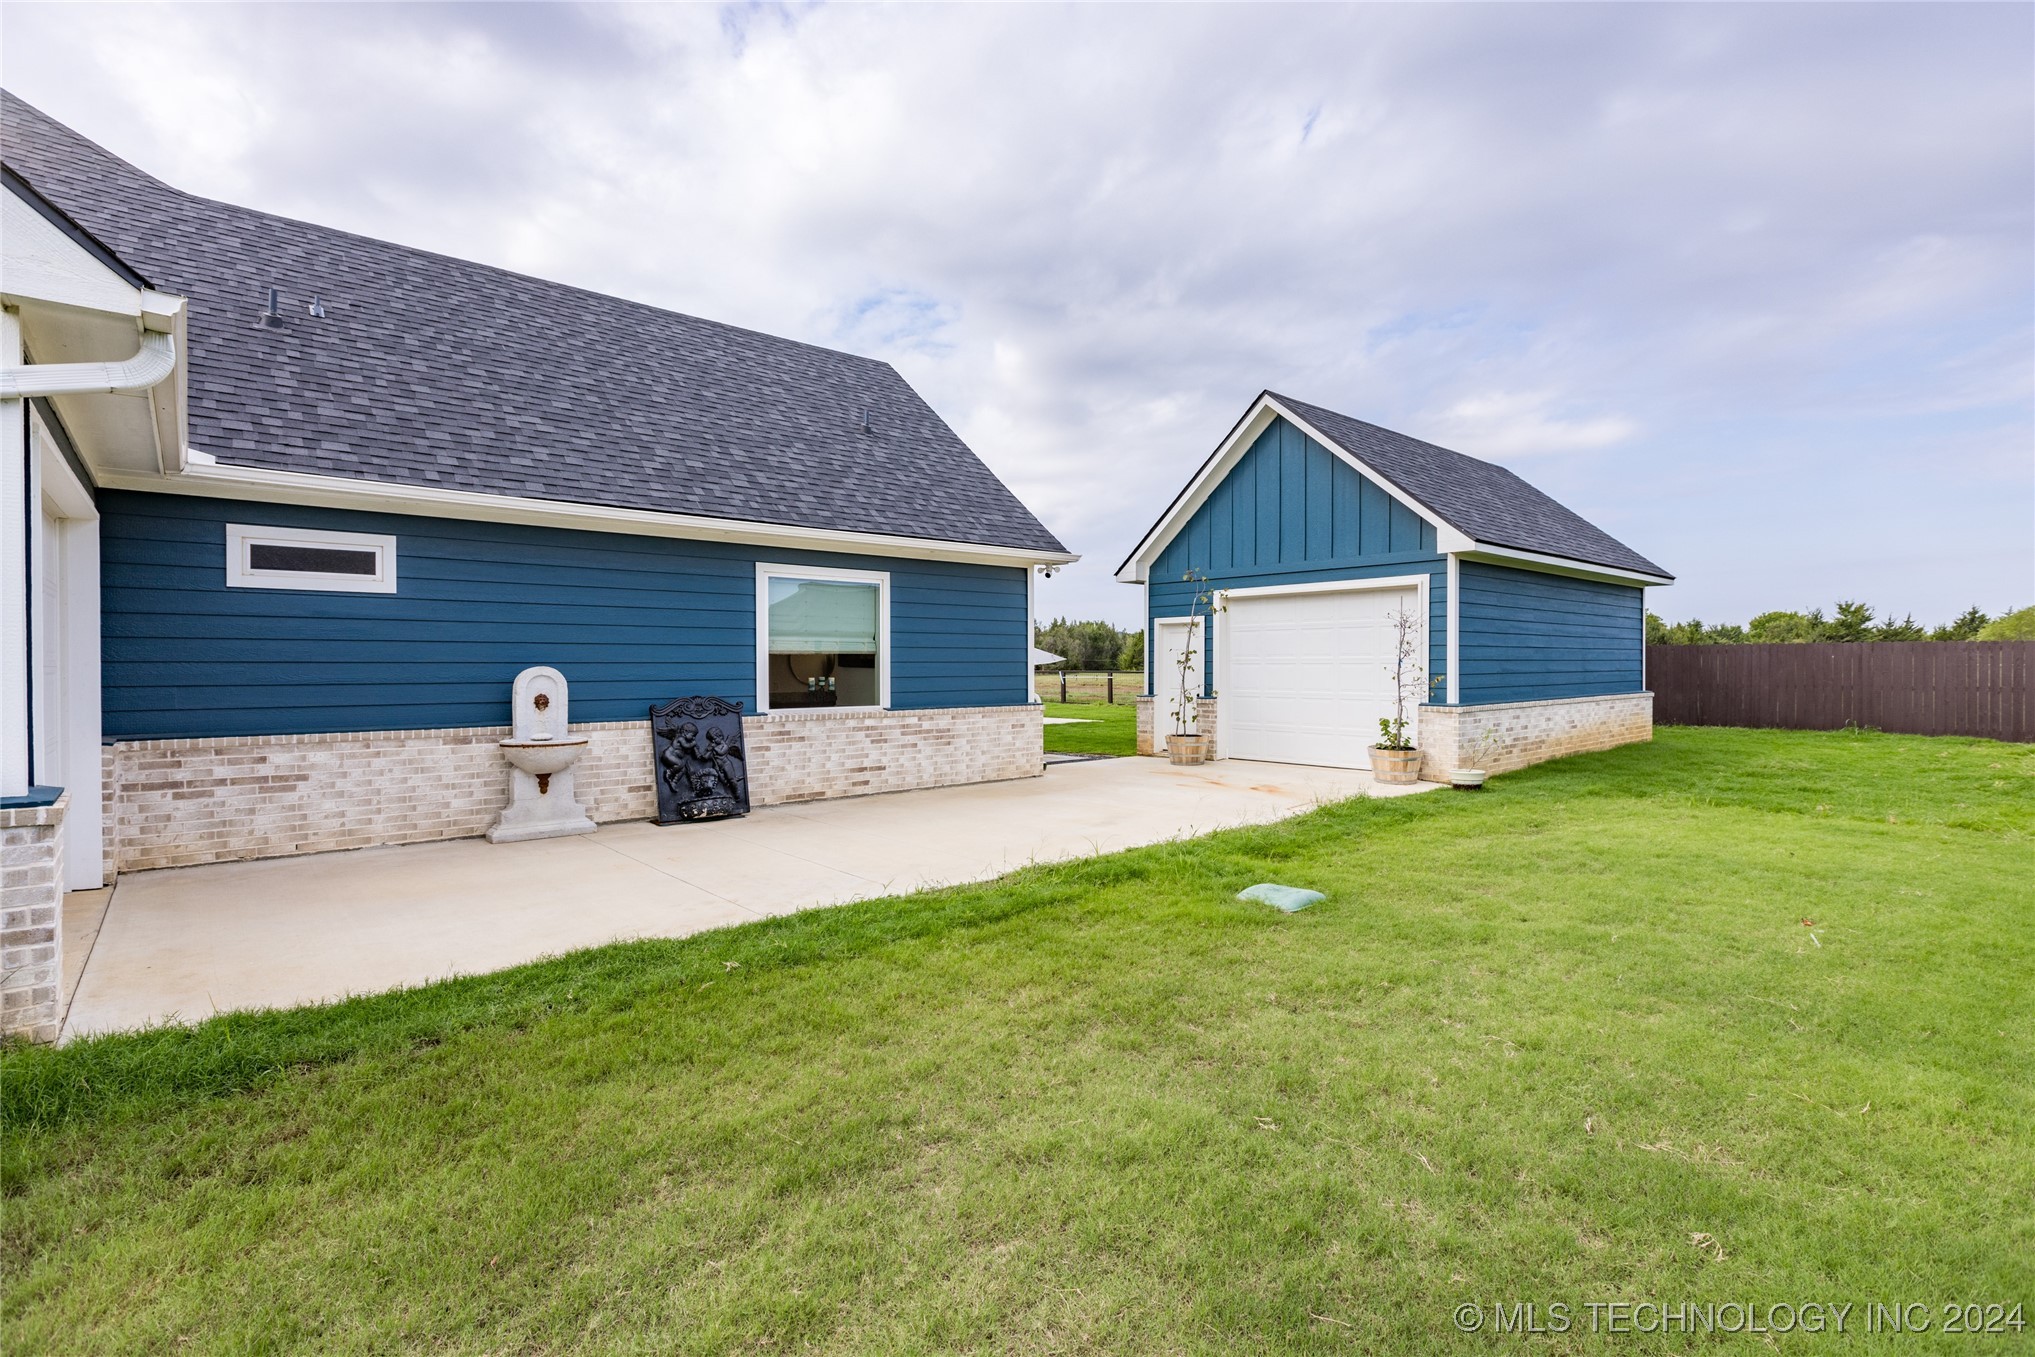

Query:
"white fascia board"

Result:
[[1115, 393, 1467, 584], [1115, 401, 1279, 584], [96, 459, 1083, 570], [1, 181, 142, 319], [1452, 544, 1671, 588]]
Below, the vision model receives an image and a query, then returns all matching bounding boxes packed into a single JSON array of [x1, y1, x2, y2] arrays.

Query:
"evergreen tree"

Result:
[[1931, 607, 1990, 641]]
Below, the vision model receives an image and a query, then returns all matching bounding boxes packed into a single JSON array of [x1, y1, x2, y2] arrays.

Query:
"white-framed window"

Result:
[[225, 523, 398, 593], [755, 563, 890, 712]]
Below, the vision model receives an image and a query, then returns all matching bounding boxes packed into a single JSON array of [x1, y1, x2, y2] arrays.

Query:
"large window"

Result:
[[757, 565, 889, 711]]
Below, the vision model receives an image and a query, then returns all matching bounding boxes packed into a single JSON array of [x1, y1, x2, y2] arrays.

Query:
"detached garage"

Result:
[[1120, 392, 1673, 781]]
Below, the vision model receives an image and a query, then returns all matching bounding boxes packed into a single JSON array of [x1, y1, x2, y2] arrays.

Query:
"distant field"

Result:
[[1034, 670, 1142, 705]]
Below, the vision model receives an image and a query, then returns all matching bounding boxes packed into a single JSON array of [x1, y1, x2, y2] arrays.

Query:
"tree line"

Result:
[[1648, 602, 2034, 646], [1034, 617, 1145, 671]]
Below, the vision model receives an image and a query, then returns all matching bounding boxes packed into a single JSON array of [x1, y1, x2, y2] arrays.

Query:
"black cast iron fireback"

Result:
[[649, 696, 751, 824]]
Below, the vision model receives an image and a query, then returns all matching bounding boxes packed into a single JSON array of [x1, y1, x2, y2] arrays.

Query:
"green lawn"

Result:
[[1043, 700, 1137, 756], [5, 727, 2031, 1353]]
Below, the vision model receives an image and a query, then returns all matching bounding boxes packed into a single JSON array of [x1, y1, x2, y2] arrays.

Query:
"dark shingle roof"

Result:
[[1, 92, 1066, 555], [1270, 393, 1670, 578]]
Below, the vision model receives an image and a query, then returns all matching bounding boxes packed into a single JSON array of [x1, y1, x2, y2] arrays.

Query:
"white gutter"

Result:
[[0, 329, 176, 399]]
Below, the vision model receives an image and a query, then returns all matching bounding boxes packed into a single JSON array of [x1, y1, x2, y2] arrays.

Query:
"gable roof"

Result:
[[0, 92, 1068, 558], [1120, 391, 1670, 582]]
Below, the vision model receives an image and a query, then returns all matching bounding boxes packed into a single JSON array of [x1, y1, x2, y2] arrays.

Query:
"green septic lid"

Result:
[[1237, 883, 1326, 913]]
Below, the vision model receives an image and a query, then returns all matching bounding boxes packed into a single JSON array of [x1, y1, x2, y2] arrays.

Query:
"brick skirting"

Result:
[[1415, 692, 1654, 780], [101, 705, 1043, 873], [1131, 691, 1649, 782], [2, 793, 67, 1043]]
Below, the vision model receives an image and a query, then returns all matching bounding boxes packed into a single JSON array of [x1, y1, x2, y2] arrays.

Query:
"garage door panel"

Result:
[[1222, 586, 1417, 768]]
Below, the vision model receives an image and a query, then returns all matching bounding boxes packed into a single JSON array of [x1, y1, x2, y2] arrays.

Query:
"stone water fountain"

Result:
[[488, 665, 597, 843]]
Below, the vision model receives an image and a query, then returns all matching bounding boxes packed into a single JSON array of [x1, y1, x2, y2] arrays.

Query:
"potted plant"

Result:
[[1369, 606, 1425, 784], [1450, 729, 1498, 791], [1167, 570, 1219, 765]]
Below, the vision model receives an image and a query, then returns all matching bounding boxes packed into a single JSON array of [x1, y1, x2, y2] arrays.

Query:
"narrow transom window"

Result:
[[226, 524, 397, 593], [756, 565, 889, 711]]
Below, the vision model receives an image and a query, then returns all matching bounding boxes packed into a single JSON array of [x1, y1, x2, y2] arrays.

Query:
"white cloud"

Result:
[[3, 1, 2028, 625], [1427, 392, 1640, 459]]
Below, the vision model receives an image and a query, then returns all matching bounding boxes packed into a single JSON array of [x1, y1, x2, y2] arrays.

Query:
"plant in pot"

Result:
[[1369, 606, 1425, 784], [1450, 728, 1500, 791], [1167, 570, 1220, 766]]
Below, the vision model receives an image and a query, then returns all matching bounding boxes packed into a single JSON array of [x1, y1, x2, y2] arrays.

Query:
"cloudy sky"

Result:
[[6, 2, 2029, 628]]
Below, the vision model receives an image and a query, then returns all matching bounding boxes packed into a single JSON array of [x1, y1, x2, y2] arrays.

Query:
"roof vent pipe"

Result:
[[261, 287, 283, 326], [307, 295, 326, 319], [858, 406, 872, 435]]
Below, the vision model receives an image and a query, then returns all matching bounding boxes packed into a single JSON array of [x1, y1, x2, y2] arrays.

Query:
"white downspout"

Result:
[[0, 328, 176, 399]]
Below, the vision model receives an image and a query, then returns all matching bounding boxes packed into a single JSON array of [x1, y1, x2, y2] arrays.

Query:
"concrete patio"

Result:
[[59, 755, 1438, 1039]]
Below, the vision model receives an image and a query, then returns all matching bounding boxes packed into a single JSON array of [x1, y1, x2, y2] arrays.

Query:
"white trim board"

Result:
[[97, 459, 1080, 571], [1453, 544, 1670, 589], [1445, 555, 1461, 706], [1151, 614, 1207, 736], [754, 562, 892, 714]]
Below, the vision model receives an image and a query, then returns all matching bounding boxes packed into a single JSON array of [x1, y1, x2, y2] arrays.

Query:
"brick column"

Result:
[[1136, 696, 1220, 759], [2, 792, 67, 1043]]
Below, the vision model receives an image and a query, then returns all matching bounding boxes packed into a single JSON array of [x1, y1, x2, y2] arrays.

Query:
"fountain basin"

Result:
[[498, 736, 590, 778]]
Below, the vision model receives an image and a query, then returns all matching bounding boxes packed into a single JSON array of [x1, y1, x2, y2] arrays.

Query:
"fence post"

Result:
[[1060, 670, 1067, 703], [1108, 671, 1114, 704]]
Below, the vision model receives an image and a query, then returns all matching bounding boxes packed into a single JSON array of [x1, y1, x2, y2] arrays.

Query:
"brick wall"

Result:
[[2, 793, 66, 1044], [102, 706, 1042, 873], [1416, 692, 1653, 780]]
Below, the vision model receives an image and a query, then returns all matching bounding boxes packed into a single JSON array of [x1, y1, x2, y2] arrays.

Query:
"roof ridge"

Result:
[[0, 88, 174, 192], [1260, 390, 1670, 579], [1269, 389, 1508, 480]]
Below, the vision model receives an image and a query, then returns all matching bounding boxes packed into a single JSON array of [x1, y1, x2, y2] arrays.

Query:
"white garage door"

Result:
[[1222, 585, 1417, 768]]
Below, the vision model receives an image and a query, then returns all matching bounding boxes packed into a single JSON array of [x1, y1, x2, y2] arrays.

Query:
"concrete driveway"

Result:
[[60, 756, 1436, 1038]]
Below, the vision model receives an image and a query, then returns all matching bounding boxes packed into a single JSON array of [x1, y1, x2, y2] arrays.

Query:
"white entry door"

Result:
[[1153, 616, 1204, 737], [1220, 584, 1419, 767]]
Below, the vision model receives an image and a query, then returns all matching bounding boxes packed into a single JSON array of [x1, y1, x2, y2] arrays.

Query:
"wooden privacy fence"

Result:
[[1647, 642, 2035, 742]]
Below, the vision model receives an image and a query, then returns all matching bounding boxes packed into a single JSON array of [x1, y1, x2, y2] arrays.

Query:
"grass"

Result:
[[5, 726, 2031, 1353], [1043, 700, 1138, 756]]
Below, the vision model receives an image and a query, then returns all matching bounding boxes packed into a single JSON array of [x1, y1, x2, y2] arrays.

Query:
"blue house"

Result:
[[0, 94, 1073, 1037], [1118, 392, 1671, 777]]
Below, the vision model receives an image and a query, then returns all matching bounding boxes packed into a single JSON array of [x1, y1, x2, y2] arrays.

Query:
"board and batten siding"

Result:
[[1146, 416, 1447, 695], [100, 491, 1029, 739], [1454, 560, 1645, 704]]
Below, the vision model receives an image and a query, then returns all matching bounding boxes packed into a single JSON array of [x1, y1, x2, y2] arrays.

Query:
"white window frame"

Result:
[[755, 562, 891, 714], [225, 523, 397, 593]]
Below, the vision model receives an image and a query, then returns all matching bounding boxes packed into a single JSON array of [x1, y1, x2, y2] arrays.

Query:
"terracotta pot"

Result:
[[1167, 733, 1209, 766], [1369, 745, 1422, 784]]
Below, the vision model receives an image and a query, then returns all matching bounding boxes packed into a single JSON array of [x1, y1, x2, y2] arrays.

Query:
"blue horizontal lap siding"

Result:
[[1147, 418, 1446, 694], [1455, 560, 1643, 704], [100, 492, 1028, 739]]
